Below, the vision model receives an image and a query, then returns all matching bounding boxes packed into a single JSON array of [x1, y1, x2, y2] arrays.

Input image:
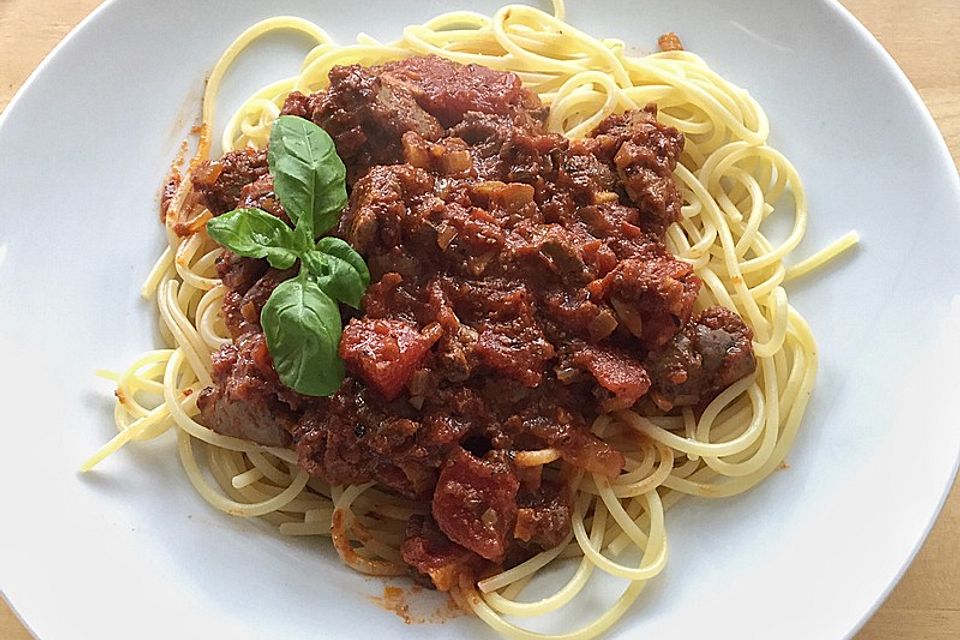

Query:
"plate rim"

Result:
[[817, 3, 960, 637], [1, 1, 959, 639]]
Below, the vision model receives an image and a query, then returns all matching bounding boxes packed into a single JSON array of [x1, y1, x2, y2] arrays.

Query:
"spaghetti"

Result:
[[84, 1, 856, 638]]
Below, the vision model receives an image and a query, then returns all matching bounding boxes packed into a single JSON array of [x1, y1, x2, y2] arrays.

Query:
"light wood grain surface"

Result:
[[1, 1, 958, 638]]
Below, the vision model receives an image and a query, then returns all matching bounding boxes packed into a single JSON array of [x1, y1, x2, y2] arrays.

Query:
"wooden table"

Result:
[[1, 1, 958, 638]]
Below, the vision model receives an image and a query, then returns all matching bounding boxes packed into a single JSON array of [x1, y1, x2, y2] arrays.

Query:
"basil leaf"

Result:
[[315, 237, 371, 288], [206, 208, 298, 269], [293, 223, 316, 256], [268, 115, 347, 238], [261, 278, 344, 397], [301, 250, 367, 309]]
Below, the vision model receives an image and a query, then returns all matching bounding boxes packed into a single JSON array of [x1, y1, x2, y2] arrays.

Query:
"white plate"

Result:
[[1, 1, 958, 638]]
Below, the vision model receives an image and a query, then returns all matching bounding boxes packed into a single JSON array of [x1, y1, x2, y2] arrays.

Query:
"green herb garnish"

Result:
[[268, 115, 348, 238], [206, 116, 367, 396], [206, 208, 300, 269], [261, 277, 345, 397]]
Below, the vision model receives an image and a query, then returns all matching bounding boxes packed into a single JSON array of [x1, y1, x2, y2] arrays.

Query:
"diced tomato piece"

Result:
[[339, 318, 440, 400]]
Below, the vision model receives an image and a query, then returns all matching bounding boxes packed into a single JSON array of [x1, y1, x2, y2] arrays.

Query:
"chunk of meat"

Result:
[[238, 173, 289, 223], [646, 306, 757, 410], [424, 287, 551, 402], [401, 515, 485, 591], [597, 255, 701, 349], [281, 63, 443, 182], [572, 346, 651, 411], [346, 173, 512, 280], [192, 148, 269, 215], [555, 430, 624, 478], [377, 55, 531, 127], [578, 202, 642, 239], [277, 89, 311, 120], [432, 448, 520, 562], [429, 202, 507, 277], [432, 324, 480, 383], [448, 111, 520, 159], [339, 318, 442, 401], [500, 130, 568, 186], [520, 408, 625, 478], [514, 483, 572, 548], [419, 387, 492, 451], [475, 319, 556, 387], [424, 281, 482, 384], [514, 224, 593, 285], [219, 267, 295, 339], [448, 111, 555, 180], [196, 333, 295, 447], [440, 277, 534, 324], [294, 380, 438, 498], [541, 289, 618, 343], [361, 271, 424, 321], [216, 252, 268, 294], [589, 107, 685, 235], [339, 164, 435, 255], [555, 146, 617, 204]]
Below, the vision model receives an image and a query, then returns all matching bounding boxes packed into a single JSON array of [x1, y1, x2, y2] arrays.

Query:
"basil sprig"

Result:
[[206, 116, 367, 397]]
